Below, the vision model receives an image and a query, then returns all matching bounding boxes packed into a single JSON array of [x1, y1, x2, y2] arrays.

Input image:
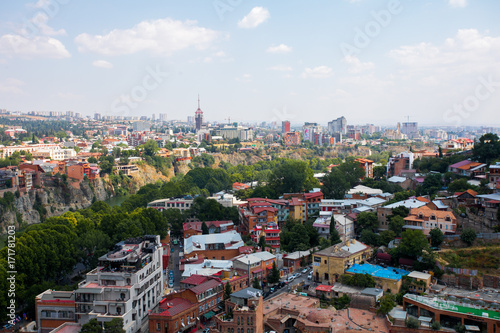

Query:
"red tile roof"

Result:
[[189, 279, 221, 295], [180, 274, 209, 286], [315, 285, 333, 292], [156, 297, 195, 317]]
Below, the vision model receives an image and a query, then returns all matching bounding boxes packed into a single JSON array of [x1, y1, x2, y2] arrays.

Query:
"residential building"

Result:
[[345, 185, 383, 199], [183, 230, 245, 260], [281, 121, 290, 134], [404, 206, 457, 235], [232, 251, 277, 283], [35, 290, 75, 333], [214, 288, 264, 333], [355, 158, 374, 179], [406, 271, 432, 293], [489, 162, 500, 190], [66, 162, 99, 181], [320, 199, 359, 215], [183, 221, 235, 239], [283, 250, 311, 271], [147, 197, 194, 212], [132, 121, 150, 132], [448, 160, 488, 177], [250, 224, 281, 249], [149, 279, 224, 333], [440, 138, 474, 151], [377, 198, 429, 228], [214, 126, 254, 141], [346, 264, 409, 293], [283, 132, 301, 147], [387, 151, 414, 177], [302, 122, 322, 143], [312, 240, 371, 284], [238, 198, 278, 234], [74, 235, 164, 333]]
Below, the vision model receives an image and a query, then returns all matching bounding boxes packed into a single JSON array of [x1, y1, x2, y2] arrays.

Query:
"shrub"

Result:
[[405, 317, 419, 329]]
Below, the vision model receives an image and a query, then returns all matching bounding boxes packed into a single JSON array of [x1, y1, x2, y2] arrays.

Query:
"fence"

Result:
[[443, 233, 500, 240]]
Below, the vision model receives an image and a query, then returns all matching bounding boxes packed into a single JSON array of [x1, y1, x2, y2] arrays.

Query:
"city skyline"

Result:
[[1, 0, 500, 126]]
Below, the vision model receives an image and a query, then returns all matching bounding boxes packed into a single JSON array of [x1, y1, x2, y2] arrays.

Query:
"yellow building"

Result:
[[312, 240, 372, 285], [406, 271, 432, 293]]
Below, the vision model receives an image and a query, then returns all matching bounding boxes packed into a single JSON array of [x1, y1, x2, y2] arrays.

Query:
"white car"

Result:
[[287, 275, 295, 282], [293, 273, 301, 279], [302, 268, 308, 274], [307, 273, 312, 280]]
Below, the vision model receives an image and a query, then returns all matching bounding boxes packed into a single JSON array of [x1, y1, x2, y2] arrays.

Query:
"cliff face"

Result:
[[0, 164, 172, 234]]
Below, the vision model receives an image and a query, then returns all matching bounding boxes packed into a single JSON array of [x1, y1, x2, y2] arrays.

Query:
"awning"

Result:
[[253, 268, 264, 274], [203, 311, 215, 320]]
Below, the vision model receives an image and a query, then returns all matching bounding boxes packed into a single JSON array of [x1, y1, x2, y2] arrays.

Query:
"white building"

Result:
[[183, 230, 244, 257], [147, 197, 194, 212], [74, 235, 164, 333]]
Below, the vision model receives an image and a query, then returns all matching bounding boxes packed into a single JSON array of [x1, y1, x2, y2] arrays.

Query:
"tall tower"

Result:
[[195, 95, 203, 131]]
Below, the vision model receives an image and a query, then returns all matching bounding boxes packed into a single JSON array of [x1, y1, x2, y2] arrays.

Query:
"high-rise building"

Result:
[[159, 113, 167, 123], [302, 122, 322, 143], [328, 116, 347, 135], [151, 113, 156, 122], [94, 113, 101, 121], [402, 122, 419, 139], [282, 121, 291, 133], [195, 95, 203, 131], [132, 121, 150, 132]]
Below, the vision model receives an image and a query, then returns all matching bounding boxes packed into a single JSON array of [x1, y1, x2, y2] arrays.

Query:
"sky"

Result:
[[1, 0, 500, 127]]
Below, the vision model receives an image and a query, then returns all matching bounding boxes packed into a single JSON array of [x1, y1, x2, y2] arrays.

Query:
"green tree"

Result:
[[332, 294, 351, 310], [373, 166, 386, 180], [201, 221, 209, 235], [473, 133, 500, 164], [388, 215, 405, 236], [88, 156, 98, 163], [104, 319, 125, 333], [321, 168, 349, 199], [379, 230, 396, 247], [140, 139, 159, 157], [224, 282, 232, 303], [398, 229, 429, 259], [429, 228, 444, 248], [252, 277, 261, 289], [461, 228, 477, 246], [360, 229, 380, 246], [377, 293, 396, 315], [258, 235, 266, 249], [268, 261, 281, 284], [80, 319, 103, 333], [356, 212, 379, 234], [269, 159, 319, 194], [329, 221, 342, 245], [454, 323, 466, 333]]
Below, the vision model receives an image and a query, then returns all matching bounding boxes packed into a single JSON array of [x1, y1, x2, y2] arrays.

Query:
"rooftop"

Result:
[[346, 264, 409, 281], [315, 240, 369, 258]]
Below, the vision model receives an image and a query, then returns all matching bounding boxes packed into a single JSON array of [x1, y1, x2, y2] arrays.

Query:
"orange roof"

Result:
[[455, 189, 478, 197], [408, 206, 456, 220], [457, 162, 483, 170], [355, 158, 373, 163], [416, 196, 431, 203]]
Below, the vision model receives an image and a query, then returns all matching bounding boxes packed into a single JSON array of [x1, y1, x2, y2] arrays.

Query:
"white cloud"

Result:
[[449, 0, 467, 8], [389, 29, 500, 79], [266, 44, 292, 54], [301, 66, 333, 78], [0, 34, 70, 59], [75, 18, 220, 56], [235, 74, 252, 82], [21, 12, 66, 36], [202, 50, 233, 63], [342, 55, 374, 73], [92, 60, 113, 69], [0, 78, 25, 94], [27, 0, 51, 8], [268, 65, 293, 71], [237, 7, 270, 29]]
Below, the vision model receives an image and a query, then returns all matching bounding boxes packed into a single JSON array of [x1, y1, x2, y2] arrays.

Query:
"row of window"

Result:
[[236, 316, 253, 325]]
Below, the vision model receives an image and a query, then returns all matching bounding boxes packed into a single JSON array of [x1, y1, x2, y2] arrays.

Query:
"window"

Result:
[[156, 323, 160, 331]]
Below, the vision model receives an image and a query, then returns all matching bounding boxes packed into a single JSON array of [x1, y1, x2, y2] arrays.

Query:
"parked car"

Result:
[[287, 275, 295, 282], [302, 268, 308, 274], [168, 279, 174, 288], [307, 272, 312, 280], [293, 273, 301, 279], [278, 281, 286, 288]]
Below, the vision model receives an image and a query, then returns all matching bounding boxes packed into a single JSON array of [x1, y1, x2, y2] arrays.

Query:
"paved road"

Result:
[[264, 268, 313, 300]]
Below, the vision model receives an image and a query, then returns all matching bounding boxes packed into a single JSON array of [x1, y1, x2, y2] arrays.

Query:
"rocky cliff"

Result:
[[0, 164, 172, 234]]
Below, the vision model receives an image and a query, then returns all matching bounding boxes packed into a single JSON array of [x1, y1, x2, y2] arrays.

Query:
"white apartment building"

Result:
[[74, 235, 164, 333]]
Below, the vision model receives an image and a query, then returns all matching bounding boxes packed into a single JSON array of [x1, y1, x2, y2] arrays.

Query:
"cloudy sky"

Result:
[[1, 0, 500, 127]]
